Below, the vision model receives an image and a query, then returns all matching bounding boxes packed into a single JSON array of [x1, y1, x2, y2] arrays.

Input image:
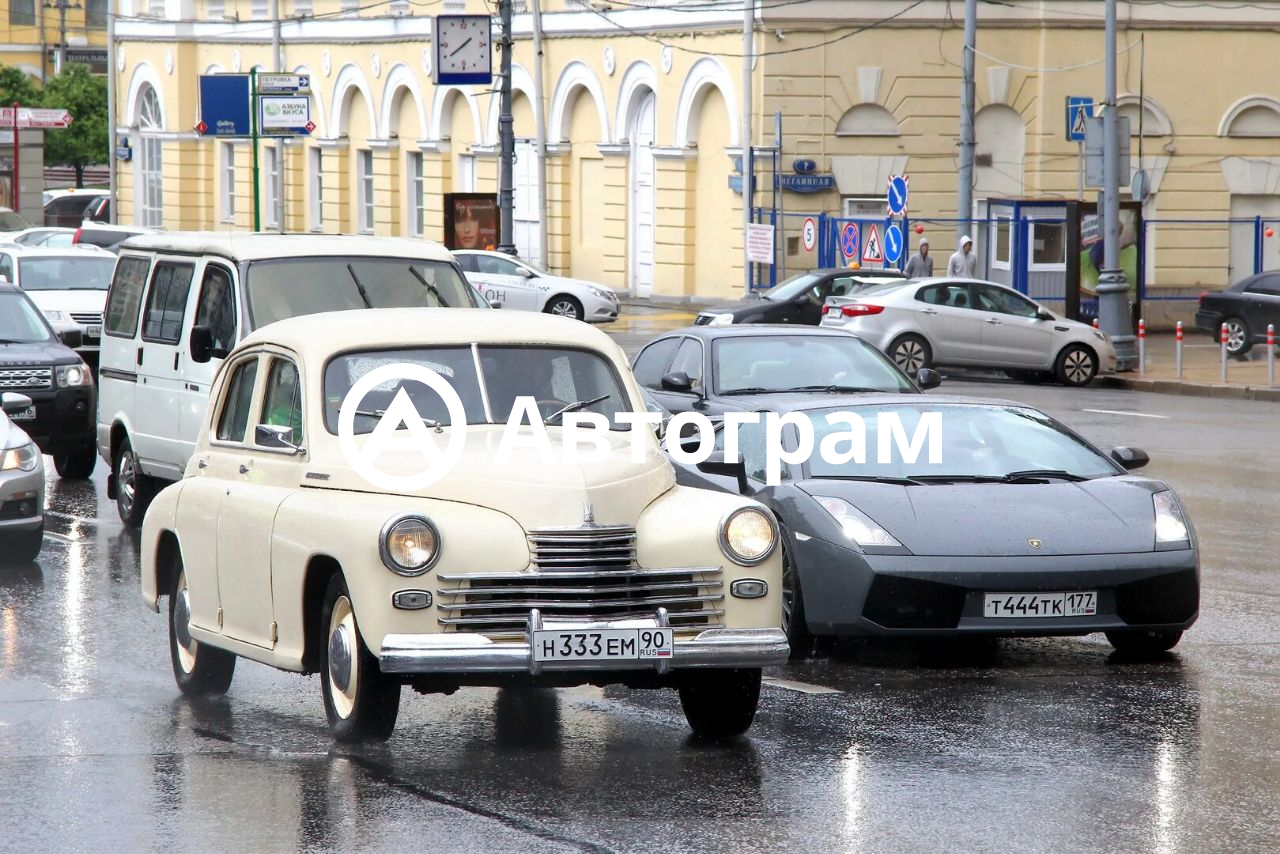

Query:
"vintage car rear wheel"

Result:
[[320, 574, 401, 743], [169, 565, 236, 695], [678, 668, 762, 739], [1105, 629, 1183, 656]]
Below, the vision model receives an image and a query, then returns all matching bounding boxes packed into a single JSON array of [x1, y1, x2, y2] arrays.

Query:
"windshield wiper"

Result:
[[354, 408, 443, 432], [908, 474, 1008, 484], [544, 394, 611, 425], [720, 386, 784, 396], [408, 266, 451, 308], [346, 264, 373, 308], [784, 384, 888, 394], [815, 474, 924, 486], [1001, 469, 1089, 483]]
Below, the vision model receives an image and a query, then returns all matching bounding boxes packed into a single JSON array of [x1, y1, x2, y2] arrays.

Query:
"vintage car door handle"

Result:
[[197, 459, 208, 470], [239, 464, 249, 474]]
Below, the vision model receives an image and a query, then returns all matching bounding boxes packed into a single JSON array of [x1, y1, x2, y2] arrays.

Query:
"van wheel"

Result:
[[170, 563, 236, 695], [54, 445, 97, 480], [321, 575, 401, 743], [114, 437, 156, 528], [678, 668, 762, 739]]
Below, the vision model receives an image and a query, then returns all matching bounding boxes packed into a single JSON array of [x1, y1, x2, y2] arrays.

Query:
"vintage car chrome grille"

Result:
[[70, 312, 103, 326], [0, 367, 53, 390], [527, 524, 637, 570]]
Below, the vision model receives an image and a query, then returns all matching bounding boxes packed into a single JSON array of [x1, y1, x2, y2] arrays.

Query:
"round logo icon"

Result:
[[337, 363, 469, 493]]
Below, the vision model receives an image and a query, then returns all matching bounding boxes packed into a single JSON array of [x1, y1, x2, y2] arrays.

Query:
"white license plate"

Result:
[[983, 591, 1097, 618], [10, 405, 35, 421], [85, 325, 102, 338], [532, 628, 673, 662]]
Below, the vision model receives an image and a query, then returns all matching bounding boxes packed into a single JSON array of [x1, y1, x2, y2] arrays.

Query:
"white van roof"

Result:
[[118, 232, 456, 263]]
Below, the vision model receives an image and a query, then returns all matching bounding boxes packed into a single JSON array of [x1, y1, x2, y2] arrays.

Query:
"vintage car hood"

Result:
[[305, 425, 676, 529]]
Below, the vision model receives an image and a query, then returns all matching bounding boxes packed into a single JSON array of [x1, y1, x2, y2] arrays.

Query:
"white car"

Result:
[[820, 277, 1117, 387], [0, 207, 35, 238], [8, 227, 77, 248], [454, 249, 620, 323], [139, 307, 787, 742], [0, 245, 117, 356], [0, 392, 46, 562]]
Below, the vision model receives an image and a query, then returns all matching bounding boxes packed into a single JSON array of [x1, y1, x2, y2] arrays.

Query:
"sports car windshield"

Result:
[[324, 346, 632, 434], [803, 404, 1120, 481], [715, 335, 915, 394], [17, 255, 116, 290]]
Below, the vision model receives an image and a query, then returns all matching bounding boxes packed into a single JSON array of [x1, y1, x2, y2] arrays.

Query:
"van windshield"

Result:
[[18, 255, 116, 290], [245, 256, 481, 327]]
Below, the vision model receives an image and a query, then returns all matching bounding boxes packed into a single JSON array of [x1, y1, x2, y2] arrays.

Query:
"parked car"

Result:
[[72, 223, 155, 253], [695, 268, 907, 327], [97, 233, 486, 527], [43, 190, 108, 228], [454, 249, 620, 323], [630, 325, 937, 418], [1194, 272, 1280, 356], [0, 245, 117, 360], [139, 307, 787, 742], [0, 391, 46, 561], [8, 227, 77, 248], [0, 283, 96, 479], [820, 277, 1117, 386], [0, 208, 35, 238], [673, 395, 1199, 657]]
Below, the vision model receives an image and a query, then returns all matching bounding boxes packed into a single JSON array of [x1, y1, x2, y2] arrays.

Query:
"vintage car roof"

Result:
[[239, 307, 621, 355], [117, 231, 455, 263]]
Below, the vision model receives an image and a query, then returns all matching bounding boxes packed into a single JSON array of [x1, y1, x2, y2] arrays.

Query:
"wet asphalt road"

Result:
[[2, 305, 1279, 852]]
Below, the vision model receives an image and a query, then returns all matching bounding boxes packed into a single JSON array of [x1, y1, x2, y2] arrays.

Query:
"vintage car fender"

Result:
[[139, 479, 186, 613]]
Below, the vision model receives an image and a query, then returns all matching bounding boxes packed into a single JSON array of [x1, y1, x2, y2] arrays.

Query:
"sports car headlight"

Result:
[[0, 443, 39, 472], [379, 515, 440, 575], [1153, 490, 1190, 549], [719, 506, 777, 566], [57, 364, 91, 388], [814, 496, 903, 550], [708, 313, 736, 327]]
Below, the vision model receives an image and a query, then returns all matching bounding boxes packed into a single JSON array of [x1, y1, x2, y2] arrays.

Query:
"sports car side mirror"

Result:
[[696, 452, 749, 495], [661, 371, 694, 393], [1, 392, 33, 415], [1110, 446, 1149, 470], [916, 368, 942, 390]]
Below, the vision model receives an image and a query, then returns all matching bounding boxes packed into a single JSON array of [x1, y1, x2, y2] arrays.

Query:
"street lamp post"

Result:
[[1099, 0, 1138, 370]]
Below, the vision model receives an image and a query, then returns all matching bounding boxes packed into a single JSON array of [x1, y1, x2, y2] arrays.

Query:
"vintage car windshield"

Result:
[[803, 403, 1120, 481], [714, 335, 915, 394], [324, 346, 634, 434], [0, 291, 54, 343], [17, 255, 116, 290], [246, 257, 481, 326]]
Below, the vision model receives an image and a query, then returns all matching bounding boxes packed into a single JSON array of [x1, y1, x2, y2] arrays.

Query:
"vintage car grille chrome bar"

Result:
[[526, 524, 636, 570]]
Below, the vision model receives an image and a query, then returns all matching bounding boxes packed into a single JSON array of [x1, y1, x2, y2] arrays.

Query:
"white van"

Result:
[[96, 232, 483, 526]]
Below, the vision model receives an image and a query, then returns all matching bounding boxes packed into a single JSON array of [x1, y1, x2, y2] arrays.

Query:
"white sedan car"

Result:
[[454, 249, 620, 323], [820, 277, 1117, 387]]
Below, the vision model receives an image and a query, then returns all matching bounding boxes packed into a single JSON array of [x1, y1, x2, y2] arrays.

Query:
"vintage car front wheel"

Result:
[[320, 575, 401, 743], [678, 668, 762, 739], [169, 565, 236, 695]]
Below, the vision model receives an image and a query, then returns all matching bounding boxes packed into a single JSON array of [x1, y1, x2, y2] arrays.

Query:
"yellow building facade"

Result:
[[112, 0, 1280, 313], [3, 0, 109, 81]]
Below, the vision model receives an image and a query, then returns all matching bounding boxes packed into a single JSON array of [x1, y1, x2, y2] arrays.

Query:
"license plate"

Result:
[[85, 325, 102, 338], [10, 405, 35, 421], [983, 591, 1097, 618], [532, 628, 673, 662]]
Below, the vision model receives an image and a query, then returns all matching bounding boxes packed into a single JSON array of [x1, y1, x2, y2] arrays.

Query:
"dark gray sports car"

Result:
[[674, 395, 1199, 657]]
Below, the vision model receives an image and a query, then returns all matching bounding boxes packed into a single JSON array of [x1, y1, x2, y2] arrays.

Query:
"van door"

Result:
[[179, 262, 239, 467], [97, 253, 153, 464], [135, 257, 197, 480]]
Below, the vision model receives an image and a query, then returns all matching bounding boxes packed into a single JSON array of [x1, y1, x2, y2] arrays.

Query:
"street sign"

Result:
[[256, 73, 311, 94], [0, 107, 73, 128], [887, 174, 908, 215], [197, 74, 251, 137], [802, 217, 817, 252], [746, 223, 774, 266], [862, 224, 884, 264], [840, 222, 860, 261], [259, 95, 313, 136], [884, 224, 904, 265], [1084, 115, 1131, 187], [1066, 96, 1094, 142]]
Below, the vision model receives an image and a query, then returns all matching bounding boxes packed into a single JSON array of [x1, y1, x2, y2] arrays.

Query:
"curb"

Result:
[[1098, 376, 1280, 402]]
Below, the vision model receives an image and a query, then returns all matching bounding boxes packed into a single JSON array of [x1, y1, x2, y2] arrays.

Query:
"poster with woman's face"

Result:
[[445, 193, 499, 251]]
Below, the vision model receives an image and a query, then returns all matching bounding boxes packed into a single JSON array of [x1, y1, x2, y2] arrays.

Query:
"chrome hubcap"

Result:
[[174, 576, 197, 673], [1227, 322, 1247, 351], [1065, 351, 1093, 384], [551, 301, 575, 317], [327, 595, 358, 719], [895, 342, 924, 373], [118, 453, 136, 509]]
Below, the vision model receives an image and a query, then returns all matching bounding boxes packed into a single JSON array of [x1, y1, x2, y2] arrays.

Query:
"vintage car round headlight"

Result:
[[719, 506, 777, 566], [379, 515, 440, 576]]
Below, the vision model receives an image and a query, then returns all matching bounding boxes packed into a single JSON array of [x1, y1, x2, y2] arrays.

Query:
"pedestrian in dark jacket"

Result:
[[903, 238, 934, 278]]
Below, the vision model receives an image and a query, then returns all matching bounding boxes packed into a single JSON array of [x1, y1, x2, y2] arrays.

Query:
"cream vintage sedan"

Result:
[[140, 308, 788, 742]]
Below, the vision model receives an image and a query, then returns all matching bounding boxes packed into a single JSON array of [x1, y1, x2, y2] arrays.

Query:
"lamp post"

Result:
[[1098, 0, 1138, 370]]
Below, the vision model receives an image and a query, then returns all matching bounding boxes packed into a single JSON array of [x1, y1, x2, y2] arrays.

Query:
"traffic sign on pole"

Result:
[[256, 73, 311, 94], [802, 217, 817, 252], [884, 224, 904, 265], [197, 74, 252, 136], [258, 95, 313, 137], [840, 222, 860, 261], [862, 224, 884, 264], [1066, 96, 1094, 142], [886, 175, 908, 215], [0, 107, 73, 128]]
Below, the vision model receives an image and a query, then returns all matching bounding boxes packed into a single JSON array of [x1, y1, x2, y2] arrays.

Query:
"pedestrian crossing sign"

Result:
[[862, 224, 884, 264], [1066, 96, 1094, 142]]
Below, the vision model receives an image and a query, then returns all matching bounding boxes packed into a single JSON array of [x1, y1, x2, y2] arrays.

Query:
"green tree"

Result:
[[41, 64, 107, 188], [0, 66, 41, 108]]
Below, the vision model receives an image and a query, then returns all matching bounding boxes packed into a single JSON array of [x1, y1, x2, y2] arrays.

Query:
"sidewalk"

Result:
[[1099, 334, 1280, 402]]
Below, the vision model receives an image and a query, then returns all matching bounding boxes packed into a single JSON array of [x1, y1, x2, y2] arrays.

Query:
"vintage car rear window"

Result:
[[324, 346, 633, 434]]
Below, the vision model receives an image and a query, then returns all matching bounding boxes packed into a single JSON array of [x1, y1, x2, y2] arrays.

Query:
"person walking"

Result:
[[903, 238, 934, 278], [947, 235, 977, 277]]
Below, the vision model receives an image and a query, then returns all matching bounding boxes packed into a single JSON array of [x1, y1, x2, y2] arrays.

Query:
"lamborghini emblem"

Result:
[[1028, 538, 1042, 549]]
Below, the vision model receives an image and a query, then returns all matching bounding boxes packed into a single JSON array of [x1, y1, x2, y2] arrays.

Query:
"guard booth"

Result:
[[981, 197, 1144, 324]]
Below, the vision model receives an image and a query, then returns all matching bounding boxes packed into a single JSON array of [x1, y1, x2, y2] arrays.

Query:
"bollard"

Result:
[[1092, 317, 1100, 330], [1175, 321, 1184, 380], [1220, 322, 1229, 383], [1138, 318, 1146, 379], [1270, 323, 1276, 386]]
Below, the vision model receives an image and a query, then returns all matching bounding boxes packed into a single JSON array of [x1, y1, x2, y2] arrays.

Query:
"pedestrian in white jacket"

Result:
[[947, 235, 977, 278]]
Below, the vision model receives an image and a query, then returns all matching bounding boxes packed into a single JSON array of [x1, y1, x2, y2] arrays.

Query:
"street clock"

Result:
[[433, 15, 493, 86]]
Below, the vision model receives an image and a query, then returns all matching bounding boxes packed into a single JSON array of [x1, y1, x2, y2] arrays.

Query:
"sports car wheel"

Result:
[[1105, 629, 1183, 656], [545, 295, 584, 321], [321, 575, 401, 743], [1055, 344, 1098, 387], [678, 668, 762, 739], [170, 564, 236, 695], [889, 334, 932, 374], [780, 535, 815, 660]]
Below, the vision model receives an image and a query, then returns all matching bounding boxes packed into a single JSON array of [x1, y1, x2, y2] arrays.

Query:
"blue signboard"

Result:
[[840, 222, 860, 261], [197, 74, 251, 137], [887, 175, 908, 215], [1066, 96, 1094, 143], [777, 174, 836, 193], [884, 224, 904, 265]]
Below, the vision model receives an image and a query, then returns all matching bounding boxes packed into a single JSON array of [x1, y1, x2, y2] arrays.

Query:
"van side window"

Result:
[[194, 265, 237, 354], [142, 262, 196, 344], [217, 358, 259, 443], [105, 256, 151, 338]]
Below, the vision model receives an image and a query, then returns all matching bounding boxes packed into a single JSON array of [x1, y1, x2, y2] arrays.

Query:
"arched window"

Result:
[[137, 85, 165, 228], [1115, 96, 1172, 137], [1221, 97, 1280, 138], [835, 104, 900, 137]]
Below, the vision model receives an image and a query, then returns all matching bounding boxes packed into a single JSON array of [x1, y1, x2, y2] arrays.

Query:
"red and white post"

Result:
[[1268, 323, 1276, 386], [1175, 321, 1184, 380], [1138, 318, 1146, 378], [1220, 322, 1230, 383], [1092, 317, 1100, 330]]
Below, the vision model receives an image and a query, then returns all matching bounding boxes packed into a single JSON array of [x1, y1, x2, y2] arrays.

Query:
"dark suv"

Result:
[[0, 283, 97, 478]]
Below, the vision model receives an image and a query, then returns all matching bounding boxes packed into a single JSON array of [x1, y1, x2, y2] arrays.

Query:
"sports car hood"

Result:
[[800, 477, 1164, 556], [304, 425, 675, 529]]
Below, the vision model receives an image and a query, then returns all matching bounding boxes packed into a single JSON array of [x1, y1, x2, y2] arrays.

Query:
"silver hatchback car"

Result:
[[0, 392, 46, 562], [820, 278, 1117, 386]]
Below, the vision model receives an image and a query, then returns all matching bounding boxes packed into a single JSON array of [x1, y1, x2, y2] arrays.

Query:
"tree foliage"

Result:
[[0, 66, 41, 108], [40, 64, 108, 187]]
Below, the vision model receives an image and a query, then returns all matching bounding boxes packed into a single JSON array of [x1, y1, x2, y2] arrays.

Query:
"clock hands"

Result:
[[449, 37, 473, 58]]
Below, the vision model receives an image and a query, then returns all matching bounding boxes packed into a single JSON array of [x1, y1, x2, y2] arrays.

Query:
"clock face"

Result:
[[436, 16, 491, 75]]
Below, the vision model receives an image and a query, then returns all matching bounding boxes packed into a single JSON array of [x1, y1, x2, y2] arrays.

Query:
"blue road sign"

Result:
[[884, 224, 904, 265], [197, 74, 251, 137], [840, 222, 860, 260], [1066, 96, 1094, 143], [887, 175, 908, 215]]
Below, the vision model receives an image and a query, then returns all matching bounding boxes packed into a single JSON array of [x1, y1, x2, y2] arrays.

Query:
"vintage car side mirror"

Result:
[[190, 325, 214, 364], [696, 452, 749, 495], [1, 392, 33, 416], [1110, 446, 1149, 470], [59, 327, 83, 349], [916, 368, 943, 390], [661, 371, 694, 393], [256, 424, 300, 452]]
